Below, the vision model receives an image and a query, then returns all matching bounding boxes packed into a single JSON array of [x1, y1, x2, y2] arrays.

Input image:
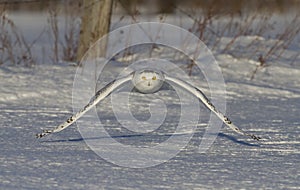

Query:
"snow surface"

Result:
[[0, 12, 300, 190]]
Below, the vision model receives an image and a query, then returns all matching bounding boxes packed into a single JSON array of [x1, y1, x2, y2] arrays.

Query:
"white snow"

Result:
[[0, 9, 299, 190]]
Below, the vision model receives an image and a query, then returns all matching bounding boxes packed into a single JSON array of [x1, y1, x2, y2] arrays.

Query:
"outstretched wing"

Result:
[[165, 74, 260, 141], [36, 73, 133, 138]]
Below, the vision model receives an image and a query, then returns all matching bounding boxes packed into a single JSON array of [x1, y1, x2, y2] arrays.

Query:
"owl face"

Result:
[[132, 70, 165, 94]]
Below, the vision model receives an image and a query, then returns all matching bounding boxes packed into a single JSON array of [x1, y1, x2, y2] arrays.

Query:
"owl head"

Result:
[[132, 69, 165, 94]]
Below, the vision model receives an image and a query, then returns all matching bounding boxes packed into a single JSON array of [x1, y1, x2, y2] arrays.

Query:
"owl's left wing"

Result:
[[36, 73, 133, 138], [165, 74, 260, 141]]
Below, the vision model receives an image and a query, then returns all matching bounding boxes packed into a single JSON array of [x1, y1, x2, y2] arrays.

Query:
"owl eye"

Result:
[[152, 76, 157, 80], [141, 76, 146, 80]]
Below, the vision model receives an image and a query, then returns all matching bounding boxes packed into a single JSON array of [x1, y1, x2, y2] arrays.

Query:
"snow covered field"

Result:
[[0, 9, 300, 190]]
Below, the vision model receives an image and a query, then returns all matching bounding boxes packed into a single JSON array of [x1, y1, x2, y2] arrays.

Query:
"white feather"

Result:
[[36, 73, 133, 138], [37, 70, 260, 141]]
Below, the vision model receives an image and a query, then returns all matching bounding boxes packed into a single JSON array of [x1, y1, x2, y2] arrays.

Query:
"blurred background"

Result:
[[2, 0, 300, 14], [0, 0, 299, 69]]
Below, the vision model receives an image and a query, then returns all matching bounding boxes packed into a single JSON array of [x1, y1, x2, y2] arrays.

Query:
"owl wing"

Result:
[[164, 74, 260, 141], [36, 73, 133, 138]]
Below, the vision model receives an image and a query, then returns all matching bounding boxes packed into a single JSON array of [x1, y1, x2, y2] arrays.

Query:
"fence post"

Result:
[[77, 0, 113, 62]]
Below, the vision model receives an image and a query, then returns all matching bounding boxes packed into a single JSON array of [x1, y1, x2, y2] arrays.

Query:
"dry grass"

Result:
[[47, 0, 81, 64], [0, 6, 37, 66], [0, 0, 299, 78], [176, 5, 300, 79]]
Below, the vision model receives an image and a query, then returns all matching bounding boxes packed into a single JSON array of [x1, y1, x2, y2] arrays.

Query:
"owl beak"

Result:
[[147, 81, 151, 86]]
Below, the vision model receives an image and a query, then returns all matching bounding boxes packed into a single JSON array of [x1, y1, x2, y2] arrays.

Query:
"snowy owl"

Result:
[[36, 69, 260, 141]]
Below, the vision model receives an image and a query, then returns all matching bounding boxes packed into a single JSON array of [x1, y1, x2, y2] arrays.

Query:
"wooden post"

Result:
[[77, 0, 113, 61]]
